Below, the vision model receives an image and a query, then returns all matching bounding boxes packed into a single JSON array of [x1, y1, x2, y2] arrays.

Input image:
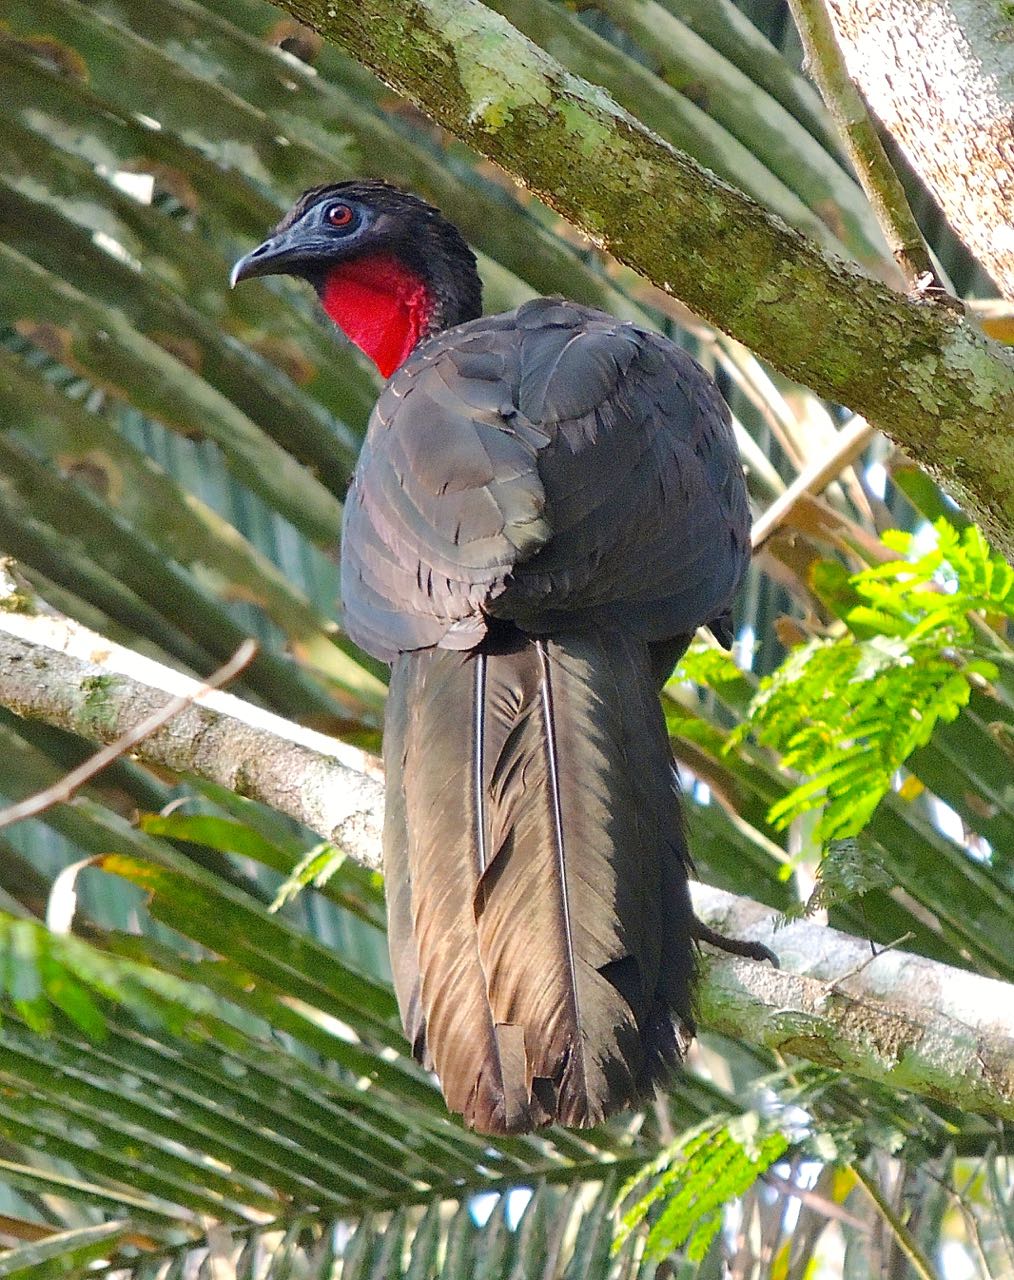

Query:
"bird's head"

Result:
[[230, 181, 483, 378]]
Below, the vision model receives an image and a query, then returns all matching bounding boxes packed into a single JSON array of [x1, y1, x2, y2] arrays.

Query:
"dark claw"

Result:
[[707, 611, 736, 649], [692, 919, 779, 968]]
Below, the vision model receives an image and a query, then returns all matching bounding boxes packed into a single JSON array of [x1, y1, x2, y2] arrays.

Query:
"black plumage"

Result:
[[232, 182, 754, 1134]]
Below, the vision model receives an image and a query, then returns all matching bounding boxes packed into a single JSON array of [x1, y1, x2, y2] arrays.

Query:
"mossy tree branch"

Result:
[[786, 0, 943, 290], [274, 0, 1014, 561], [1, 584, 1013, 1122]]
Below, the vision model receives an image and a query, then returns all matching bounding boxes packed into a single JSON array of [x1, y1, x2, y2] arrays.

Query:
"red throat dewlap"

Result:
[[320, 255, 433, 379]]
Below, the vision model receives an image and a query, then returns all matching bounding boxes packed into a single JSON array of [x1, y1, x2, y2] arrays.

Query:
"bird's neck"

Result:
[[320, 255, 437, 379]]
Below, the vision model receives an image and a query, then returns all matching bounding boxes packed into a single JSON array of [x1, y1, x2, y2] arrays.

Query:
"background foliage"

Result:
[[0, 0, 1012, 1275]]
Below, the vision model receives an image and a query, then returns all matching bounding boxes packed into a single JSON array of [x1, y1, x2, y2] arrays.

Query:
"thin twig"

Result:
[[714, 337, 807, 469], [936, 1159, 995, 1280], [0, 639, 258, 831], [850, 1162, 943, 1280], [828, 932, 914, 995], [762, 1171, 870, 1232], [752, 415, 876, 548], [786, 0, 952, 297]]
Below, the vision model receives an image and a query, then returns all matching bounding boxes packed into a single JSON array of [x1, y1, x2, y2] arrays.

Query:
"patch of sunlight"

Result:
[[92, 230, 142, 271], [865, 460, 887, 499], [735, 624, 756, 671], [110, 170, 155, 203]]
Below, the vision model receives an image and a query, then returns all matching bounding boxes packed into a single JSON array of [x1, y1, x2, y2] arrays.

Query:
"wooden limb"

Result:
[[785, 0, 951, 298], [0, 640, 257, 832]]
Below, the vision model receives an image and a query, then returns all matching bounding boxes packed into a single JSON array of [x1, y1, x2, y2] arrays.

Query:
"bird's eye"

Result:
[[327, 203, 354, 228]]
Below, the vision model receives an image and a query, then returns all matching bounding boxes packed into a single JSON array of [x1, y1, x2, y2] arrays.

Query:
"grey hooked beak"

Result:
[[229, 231, 305, 288]]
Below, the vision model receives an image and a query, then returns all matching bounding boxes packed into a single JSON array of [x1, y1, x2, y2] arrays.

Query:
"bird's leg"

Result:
[[691, 918, 779, 967]]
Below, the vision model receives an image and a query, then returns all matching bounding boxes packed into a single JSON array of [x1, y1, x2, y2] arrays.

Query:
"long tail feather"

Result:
[[385, 647, 534, 1132], [382, 626, 695, 1133]]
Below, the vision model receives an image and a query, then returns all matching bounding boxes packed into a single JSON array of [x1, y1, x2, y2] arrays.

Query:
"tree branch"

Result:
[[271, 0, 1014, 560], [826, 0, 1014, 300], [785, 0, 944, 291], [0, 639, 257, 832], [0, 576, 384, 870], [2, 591, 1012, 1121]]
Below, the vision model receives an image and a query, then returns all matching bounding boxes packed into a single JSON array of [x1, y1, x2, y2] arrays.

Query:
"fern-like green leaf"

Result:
[[614, 1116, 788, 1264], [716, 520, 1014, 853]]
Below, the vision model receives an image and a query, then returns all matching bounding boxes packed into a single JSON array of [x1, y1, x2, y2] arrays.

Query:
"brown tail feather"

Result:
[[382, 627, 695, 1133]]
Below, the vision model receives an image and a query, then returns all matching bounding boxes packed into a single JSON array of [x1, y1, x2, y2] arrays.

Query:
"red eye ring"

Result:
[[327, 203, 354, 228]]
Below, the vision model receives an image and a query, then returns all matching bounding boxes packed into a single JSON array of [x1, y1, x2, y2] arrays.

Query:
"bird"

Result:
[[231, 179, 764, 1134]]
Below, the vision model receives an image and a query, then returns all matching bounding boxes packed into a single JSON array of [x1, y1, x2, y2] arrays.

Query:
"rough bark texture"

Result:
[[0, 592, 385, 869], [695, 888, 1014, 1122], [273, 0, 1014, 563], [828, 0, 1014, 298], [487, 0, 893, 270], [2, 594, 1013, 1122], [787, 0, 940, 287]]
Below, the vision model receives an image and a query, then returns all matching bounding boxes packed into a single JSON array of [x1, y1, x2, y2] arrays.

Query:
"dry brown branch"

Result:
[[752, 416, 876, 548]]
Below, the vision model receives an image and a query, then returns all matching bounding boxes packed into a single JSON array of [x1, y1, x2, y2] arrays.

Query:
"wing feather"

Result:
[[342, 299, 748, 664]]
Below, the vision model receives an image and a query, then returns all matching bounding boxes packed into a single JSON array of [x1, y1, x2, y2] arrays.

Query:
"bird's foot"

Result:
[[691, 918, 779, 967]]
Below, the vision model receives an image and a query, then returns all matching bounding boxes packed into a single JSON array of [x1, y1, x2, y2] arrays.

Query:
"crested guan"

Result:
[[232, 180, 762, 1134]]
